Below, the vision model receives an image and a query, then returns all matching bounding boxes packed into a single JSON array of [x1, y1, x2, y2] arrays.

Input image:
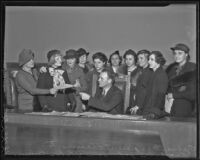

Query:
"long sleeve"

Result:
[[16, 73, 50, 95], [36, 73, 51, 107]]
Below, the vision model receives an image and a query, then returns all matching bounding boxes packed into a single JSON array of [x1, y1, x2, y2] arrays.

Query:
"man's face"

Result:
[[138, 54, 148, 68], [98, 72, 111, 88], [94, 58, 105, 72], [173, 50, 188, 64]]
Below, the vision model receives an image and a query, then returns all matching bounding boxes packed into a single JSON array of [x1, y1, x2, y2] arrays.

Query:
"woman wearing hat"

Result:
[[15, 49, 57, 112], [62, 49, 88, 112], [120, 49, 142, 114], [77, 48, 94, 74], [37, 49, 79, 112], [166, 43, 196, 117]]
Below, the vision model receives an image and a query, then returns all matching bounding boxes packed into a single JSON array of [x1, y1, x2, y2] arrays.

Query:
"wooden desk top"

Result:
[[4, 112, 197, 158]]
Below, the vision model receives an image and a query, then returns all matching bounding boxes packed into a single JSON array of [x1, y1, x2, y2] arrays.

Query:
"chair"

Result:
[[91, 73, 131, 114], [4, 70, 18, 111], [114, 75, 131, 114]]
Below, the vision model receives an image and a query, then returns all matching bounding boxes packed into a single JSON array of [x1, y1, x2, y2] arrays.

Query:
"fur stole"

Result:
[[170, 69, 196, 88]]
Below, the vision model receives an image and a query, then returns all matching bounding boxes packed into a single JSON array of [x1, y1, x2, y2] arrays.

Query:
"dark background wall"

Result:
[[4, 5, 196, 67]]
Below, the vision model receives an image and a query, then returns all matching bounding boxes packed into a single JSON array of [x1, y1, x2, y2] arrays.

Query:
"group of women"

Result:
[[12, 43, 196, 118]]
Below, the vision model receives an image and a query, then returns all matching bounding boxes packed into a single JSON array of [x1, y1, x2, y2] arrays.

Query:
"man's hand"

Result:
[[79, 92, 91, 100], [130, 106, 139, 115], [39, 66, 47, 73], [73, 79, 81, 88]]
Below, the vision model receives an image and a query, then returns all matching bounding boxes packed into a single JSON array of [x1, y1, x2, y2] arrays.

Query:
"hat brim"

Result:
[[63, 55, 77, 59], [170, 47, 175, 51]]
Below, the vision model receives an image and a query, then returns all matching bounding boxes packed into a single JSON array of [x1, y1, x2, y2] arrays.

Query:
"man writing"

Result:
[[79, 69, 123, 114]]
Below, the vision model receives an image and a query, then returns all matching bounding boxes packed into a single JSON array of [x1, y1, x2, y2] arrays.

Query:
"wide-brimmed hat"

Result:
[[170, 43, 190, 53], [18, 49, 34, 66], [64, 49, 77, 59], [77, 48, 89, 57]]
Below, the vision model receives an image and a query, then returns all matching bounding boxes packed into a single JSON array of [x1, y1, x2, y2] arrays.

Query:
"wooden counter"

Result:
[[4, 112, 196, 158]]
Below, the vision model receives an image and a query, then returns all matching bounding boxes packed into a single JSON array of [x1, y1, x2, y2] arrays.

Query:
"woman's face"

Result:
[[66, 58, 76, 68], [138, 54, 148, 68], [125, 54, 135, 67], [79, 54, 87, 65], [148, 54, 158, 69], [94, 58, 105, 72], [111, 54, 120, 67], [173, 50, 188, 64], [54, 55, 62, 67], [24, 59, 34, 68]]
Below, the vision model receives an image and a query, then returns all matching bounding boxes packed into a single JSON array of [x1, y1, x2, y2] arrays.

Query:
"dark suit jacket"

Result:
[[88, 85, 124, 114], [166, 61, 196, 117]]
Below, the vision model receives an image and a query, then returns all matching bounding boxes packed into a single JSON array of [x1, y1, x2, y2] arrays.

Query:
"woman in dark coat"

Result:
[[142, 51, 168, 119], [37, 50, 78, 112], [166, 43, 196, 117], [128, 49, 153, 115], [85, 52, 108, 96], [120, 49, 142, 113]]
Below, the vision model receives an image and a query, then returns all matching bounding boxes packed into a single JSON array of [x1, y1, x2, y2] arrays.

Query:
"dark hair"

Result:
[[150, 51, 166, 66], [92, 52, 108, 63], [47, 50, 62, 66], [108, 50, 122, 65], [101, 68, 115, 84], [137, 49, 151, 60], [123, 49, 137, 63]]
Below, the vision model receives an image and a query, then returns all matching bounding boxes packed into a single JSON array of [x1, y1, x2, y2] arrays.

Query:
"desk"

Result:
[[4, 113, 196, 158]]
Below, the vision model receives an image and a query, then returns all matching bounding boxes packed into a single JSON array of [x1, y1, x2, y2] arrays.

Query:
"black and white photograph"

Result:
[[1, 1, 199, 159]]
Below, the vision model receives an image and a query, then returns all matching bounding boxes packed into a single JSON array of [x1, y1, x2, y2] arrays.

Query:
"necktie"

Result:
[[102, 89, 106, 96]]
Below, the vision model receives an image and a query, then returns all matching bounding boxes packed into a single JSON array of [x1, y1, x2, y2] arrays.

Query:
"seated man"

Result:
[[79, 69, 124, 114]]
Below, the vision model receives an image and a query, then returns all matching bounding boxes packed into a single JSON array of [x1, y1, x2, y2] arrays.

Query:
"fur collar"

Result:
[[170, 70, 196, 87]]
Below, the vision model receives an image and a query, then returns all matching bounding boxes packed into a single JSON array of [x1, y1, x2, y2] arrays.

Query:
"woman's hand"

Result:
[[39, 66, 47, 73], [130, 106, 139, 115], [49, 88, 58, 95]]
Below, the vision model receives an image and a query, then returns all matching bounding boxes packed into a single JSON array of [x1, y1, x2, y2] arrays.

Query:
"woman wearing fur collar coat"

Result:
[[166, 43, 196, 117]]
